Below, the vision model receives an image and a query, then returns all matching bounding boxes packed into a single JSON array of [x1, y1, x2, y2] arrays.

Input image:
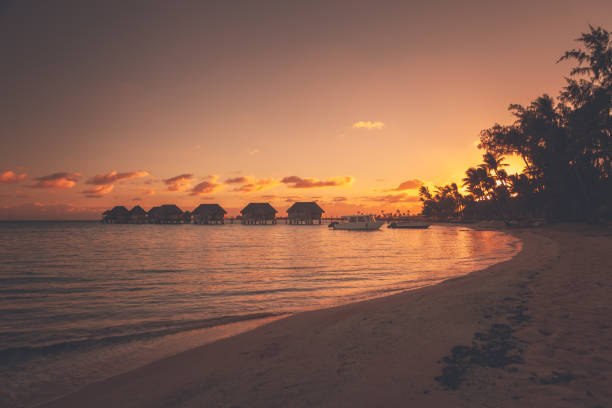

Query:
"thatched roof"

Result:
[[192, 204, 227, 216], [129, 205, 147, 216], [148, 204, 183, 217], [240, 202, 277, 216], [287, 202, 325, 215], [148, 206, 161, 216], [107, 206, 130, 217], [159, 204, 183, 216]]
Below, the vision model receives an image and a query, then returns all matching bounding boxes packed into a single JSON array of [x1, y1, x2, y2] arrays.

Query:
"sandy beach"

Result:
[[40, 224, 612, 408]]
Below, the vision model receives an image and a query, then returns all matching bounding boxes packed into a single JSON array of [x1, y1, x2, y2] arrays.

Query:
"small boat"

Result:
[[332, 215, 384, 230], [387, 221, 430, 229]]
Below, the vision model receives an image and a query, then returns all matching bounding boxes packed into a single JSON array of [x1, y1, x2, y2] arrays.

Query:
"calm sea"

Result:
[[0, 221, 521, 407]]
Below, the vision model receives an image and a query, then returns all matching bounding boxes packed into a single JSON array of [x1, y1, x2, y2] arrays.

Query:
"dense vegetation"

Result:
[[420, 26, 612, 222]]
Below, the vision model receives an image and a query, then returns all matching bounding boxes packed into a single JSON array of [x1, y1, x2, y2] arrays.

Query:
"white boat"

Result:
[[388, 221, 430, 229], [332, 215, 384, 230]]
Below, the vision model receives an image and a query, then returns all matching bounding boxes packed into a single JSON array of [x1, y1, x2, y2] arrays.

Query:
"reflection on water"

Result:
[[0, 221, 520, 407]]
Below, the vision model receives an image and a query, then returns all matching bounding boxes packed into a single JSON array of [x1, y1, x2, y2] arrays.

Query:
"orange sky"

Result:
[[1, 1, 610, 219]]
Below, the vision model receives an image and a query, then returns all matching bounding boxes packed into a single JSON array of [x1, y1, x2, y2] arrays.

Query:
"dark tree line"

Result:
[[420, 25, 611, 222]]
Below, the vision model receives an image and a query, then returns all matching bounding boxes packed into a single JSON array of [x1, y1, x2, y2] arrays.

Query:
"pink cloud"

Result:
[[86, 171, 149, 185], [0, 170, 27, 184], [164, 174, 194, 192], [388, 179, 425, 191], [225, 176, 250, 184], [82, 184, 115, 198], [281, 176, 354, 189], [190, 176, 222, 196], [81, 170, 148, 198], [352, 121, 384, 130], [231, 177, 277, 192], [31, 172, 80, 189]]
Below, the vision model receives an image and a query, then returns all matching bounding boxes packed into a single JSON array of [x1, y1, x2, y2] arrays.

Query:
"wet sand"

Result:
[[41, 224, 612, 407]]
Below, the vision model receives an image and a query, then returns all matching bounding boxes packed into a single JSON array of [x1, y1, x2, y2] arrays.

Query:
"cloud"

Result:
[[232, 177, 278, 192], [255, 194, 322, 204], [352, 121, 384, 130], [281, 176, 354, 189], [86, 171, 149, 185], [225, 176, 250, 184], [82, 184, 115, 198], [0, 170, 27, 184], [80, 171, 148, 198], [190, 175, 222, 196], [164, 174, 194, 192], [365, 193, 421, 203], [248, 148, 260, 155], [31, 172, 80, 189], [333, 196, 348, 202], [225, 176, 278, 192], [389, 179, 424, 191]]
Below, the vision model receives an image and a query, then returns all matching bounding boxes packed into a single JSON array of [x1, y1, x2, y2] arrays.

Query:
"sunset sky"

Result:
[[1, 0, 610, 219]]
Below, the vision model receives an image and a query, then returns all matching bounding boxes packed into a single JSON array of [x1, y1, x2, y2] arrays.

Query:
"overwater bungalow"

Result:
[[240, 202, 277, 224], [128, 205, 147, 224], [147, 204, 185, 224], [287, 201, 325, 224], [102, 206, 130, 224], [147, 206, 161, 223], [192, 204, 227, 224]]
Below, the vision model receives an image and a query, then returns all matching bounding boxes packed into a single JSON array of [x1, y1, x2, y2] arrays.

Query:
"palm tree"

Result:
[[426, 26, 611, 221], [462, 167, 484, 200], [418, 185, 432, 201], [482, 152, 508, 178]]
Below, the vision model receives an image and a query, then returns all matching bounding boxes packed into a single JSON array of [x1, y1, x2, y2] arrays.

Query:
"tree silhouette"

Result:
[[418, 25, 610, 222]]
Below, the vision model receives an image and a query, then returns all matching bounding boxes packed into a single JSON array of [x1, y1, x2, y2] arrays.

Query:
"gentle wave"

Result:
[[0, 222, 521, 408], [0, 312, 280, 363]]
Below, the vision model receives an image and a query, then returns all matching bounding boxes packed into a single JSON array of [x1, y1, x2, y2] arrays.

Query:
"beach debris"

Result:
[[435, 323, 523, 390]]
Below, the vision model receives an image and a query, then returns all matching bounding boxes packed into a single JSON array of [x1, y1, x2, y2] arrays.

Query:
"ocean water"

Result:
[[0, 221, 521, 407]]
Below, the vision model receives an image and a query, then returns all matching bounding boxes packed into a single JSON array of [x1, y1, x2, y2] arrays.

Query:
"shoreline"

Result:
[[40, 224, 612, 407], [2, 223, 518, 408]]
